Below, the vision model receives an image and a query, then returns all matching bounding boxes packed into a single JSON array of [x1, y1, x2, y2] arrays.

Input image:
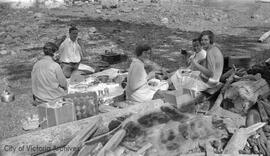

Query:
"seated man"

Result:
[[185, 38, 207, 70], [31, 42, 68, 105], [58, 26, 86, 78], [126, 44, 168, 103], [170, 30, 224, 96]]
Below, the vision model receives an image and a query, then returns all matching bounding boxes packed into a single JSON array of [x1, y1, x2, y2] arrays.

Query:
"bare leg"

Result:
[[61, 63, 73, 78]]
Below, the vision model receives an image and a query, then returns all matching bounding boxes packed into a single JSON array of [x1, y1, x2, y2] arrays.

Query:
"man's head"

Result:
[[43, 42, 58, 57], [135, 44, 152, 59], [199, 30, 214, 50], [69, 26, 79, 42], [192, 38, 202, 53]]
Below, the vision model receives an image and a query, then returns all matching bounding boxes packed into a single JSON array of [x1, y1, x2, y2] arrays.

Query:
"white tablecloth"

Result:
[[68, 68, 126, 105], [92, 68, 128, 79]]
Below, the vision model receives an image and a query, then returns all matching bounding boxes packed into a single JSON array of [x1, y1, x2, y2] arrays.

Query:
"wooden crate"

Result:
[[38, 100, 76, 129], [64, 92, 99, 120]]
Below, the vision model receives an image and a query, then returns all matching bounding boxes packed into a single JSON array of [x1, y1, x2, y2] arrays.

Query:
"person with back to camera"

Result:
[[31, 42, 68, 106]]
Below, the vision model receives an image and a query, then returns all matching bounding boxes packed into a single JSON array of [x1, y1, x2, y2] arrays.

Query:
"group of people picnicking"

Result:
[[31, 26, 224, 106], [126, 30, 224, 102], [31, 26, 84, 105]]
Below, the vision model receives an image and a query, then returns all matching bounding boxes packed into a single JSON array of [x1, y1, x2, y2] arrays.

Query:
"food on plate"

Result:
[[148, 81, 159, 87], [97, 75, 110, 83]]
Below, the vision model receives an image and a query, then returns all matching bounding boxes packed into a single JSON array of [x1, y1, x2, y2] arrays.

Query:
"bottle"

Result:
[[73, 96, 80, 120], [104, 87, 109, 96]]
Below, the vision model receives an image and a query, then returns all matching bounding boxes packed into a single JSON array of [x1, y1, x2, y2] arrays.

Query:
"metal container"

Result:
[[1, 90, 15, 103], [97, 75, 109, 83], [101, 53, 121, 64]]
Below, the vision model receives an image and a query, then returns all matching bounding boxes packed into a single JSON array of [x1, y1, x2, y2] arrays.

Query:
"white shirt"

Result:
[[188, 49, 207, 70], [32, 56, 67, 101], [59, 37, 82, 63], [189, 49, 207, 63]]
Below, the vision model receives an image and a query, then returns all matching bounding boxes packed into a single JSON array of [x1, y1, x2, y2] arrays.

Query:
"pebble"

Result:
[[10, 50, 16, 55], [33, 12, 44, 19], [7, 25, 17, 32], [28, 11, 34, 14], [210, 17, 219, 22], [89, 27, 97, 34], [4, 35, 13, 41], [0, 50, 8, 55], [96, 9, 102, 13], [161, 17, 169, 24], [251, 14, 262, 20]]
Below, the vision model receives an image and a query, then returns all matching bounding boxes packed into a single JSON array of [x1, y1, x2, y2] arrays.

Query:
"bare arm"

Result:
[[55, 64, 68, 90], [191, 58, 213, 78], [146, 71, 156, 80]]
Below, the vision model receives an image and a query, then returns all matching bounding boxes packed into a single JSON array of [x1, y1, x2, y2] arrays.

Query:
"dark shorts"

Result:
[[61, 62, 80, 78]]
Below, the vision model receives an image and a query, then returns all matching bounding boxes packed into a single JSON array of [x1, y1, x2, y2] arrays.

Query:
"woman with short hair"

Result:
[[126, 44, 165, 102]]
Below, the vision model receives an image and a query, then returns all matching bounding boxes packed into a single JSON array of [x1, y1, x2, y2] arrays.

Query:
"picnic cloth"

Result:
[[78, 63, 95, 73], [68, 69, 126, 105], [68, 81, 124, 97], [171, 69, 209, 92], [92, 68, 127, 79], [127, 78, 169, 103]]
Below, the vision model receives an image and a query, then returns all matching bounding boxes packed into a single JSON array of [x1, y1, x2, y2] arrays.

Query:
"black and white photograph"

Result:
[[1, 0, 270, 155]]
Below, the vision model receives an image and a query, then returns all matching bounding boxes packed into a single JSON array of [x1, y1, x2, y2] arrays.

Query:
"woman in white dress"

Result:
[[126, 44, 167, 102]]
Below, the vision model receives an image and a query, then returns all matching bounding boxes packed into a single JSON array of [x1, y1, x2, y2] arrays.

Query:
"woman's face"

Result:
[[201, 35, 211, 50]]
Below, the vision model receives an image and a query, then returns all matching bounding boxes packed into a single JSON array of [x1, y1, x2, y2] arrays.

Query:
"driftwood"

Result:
[[259, 99, 270, 117], [58, 117, 101, 156], [0, 99, 168, 156], [77, 124, 122, 156], [207, 71, 246, 127], [136, 142, 152, 155], [246, 107, 270, 155], [257, 101, 269, 122], [223, 122, 266, 155], [258, 30, 270, 42], [208, 70, 235, 113], [224, 78, 270, 114], [97, 129, 126, 156], [220, 68, 234, 82]]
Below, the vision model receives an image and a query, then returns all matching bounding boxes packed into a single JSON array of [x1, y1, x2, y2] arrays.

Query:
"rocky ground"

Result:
[[1, 0, 270, 140]]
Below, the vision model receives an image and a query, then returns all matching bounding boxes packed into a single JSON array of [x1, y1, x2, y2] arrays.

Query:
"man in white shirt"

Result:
[[183, 38, 207, 70], [58, 26, 85, 78]]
